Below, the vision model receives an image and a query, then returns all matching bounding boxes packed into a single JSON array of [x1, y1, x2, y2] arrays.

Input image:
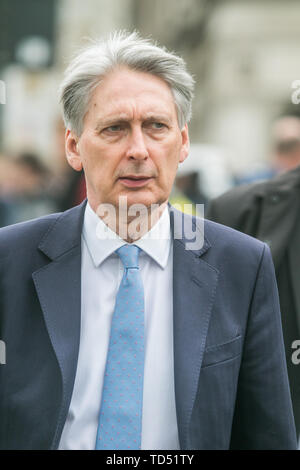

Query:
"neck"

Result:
[[93, 200, 168, 243]]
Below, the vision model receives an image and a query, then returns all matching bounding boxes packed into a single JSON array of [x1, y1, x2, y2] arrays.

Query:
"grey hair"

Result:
[[59, 30, 195, 135]]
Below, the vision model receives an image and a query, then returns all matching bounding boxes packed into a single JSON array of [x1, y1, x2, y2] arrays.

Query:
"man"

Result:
[[0, 31, 297, 450], [271, 114, 300, 173], [207, 163, 300, 440]]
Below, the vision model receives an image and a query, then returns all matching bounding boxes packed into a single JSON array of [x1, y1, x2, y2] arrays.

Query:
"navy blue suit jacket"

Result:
[[0, 201, 297, 449]]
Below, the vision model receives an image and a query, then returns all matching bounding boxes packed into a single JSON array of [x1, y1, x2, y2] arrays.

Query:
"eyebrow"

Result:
[[94, 113, 172, 131], [95, 117, 129, 132], [143, 114, 172, 124]]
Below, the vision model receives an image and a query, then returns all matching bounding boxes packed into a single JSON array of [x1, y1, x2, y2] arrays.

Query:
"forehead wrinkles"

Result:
[[88, 69, 177, 118], [90, 97, 176, 128]]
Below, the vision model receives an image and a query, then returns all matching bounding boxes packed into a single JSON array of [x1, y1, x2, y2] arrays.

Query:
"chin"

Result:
[[116, 191, 161, 210]]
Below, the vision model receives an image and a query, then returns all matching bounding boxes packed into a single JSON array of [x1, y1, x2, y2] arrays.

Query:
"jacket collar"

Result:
[[38, 199, 87, 260]]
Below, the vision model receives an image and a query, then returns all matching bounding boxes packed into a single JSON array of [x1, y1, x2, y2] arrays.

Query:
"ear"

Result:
[[179, 123, 190, 163], [65, 129, 83, 171]]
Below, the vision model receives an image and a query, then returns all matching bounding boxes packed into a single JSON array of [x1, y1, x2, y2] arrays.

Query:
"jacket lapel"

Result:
[[32, 200, 87, 449], [170, 207, 219, 449]]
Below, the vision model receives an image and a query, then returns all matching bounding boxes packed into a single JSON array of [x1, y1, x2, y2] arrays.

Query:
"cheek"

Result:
[[80, 139, 107, 171], [159, 145, 181, 173]]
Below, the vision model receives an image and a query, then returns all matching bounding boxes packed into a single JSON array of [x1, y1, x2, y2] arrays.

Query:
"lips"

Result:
[[118, 175, 153, 188]]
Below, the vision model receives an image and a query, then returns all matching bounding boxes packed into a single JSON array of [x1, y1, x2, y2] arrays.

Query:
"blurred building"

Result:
[[1, 0, 300, 182]]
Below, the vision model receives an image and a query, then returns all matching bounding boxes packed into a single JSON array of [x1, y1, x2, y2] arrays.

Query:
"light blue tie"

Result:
[[95, 244, 145, 450]]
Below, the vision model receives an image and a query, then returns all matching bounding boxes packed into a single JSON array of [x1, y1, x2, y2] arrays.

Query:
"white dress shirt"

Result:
[[59, 202, 180, 450]]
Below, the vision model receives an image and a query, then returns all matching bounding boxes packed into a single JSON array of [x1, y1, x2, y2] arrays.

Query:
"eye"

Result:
[[150, 122, 166, 129], [105, 124, 123, 132]]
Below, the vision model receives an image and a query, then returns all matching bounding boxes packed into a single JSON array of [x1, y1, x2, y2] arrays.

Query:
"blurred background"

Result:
[[1, 0, 300, 225]]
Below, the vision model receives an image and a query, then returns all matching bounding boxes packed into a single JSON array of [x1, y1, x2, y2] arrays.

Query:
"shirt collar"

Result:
[[82, 201, 171, 269]]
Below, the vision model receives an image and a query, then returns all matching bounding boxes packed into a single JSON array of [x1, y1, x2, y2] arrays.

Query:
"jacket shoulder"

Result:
[[0, 212, 62, 258], [202, 218, 270, 280], [172, 203, 265, 257], [204, 217, 265, 253], [207, 166, 300, 228]]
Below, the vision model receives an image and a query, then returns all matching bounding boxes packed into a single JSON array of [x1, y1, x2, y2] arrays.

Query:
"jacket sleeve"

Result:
[[230, 244, 297, 449]]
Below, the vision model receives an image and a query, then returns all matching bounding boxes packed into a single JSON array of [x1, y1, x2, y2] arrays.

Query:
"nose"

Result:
[[125, 127, 149, 161]]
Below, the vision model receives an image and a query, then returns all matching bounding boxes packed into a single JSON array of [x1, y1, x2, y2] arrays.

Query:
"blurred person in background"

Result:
[[0, 152, 56, 227], [271, 114, 300, 173], [170, 143, 233, 215], [169, 170, 207, 216], [235, 112, 300, 185], [207, 137, 300, 441], [50, 118, 86, 211], [175, 171, 206, 206]]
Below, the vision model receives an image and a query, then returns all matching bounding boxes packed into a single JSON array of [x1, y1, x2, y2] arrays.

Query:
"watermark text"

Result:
[[0, 340, 6, 365], [95, 198, 204, 250], [291, 340, 300, 365]]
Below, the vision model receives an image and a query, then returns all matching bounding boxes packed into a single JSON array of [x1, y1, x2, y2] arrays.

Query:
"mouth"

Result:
[[118, 175, 153, 188]]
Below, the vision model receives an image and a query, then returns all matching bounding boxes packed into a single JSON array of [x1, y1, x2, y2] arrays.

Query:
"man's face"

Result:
[[66, 67, 189, 212]]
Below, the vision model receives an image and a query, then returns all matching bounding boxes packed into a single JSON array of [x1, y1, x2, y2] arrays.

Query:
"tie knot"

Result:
[[116, 244, 140, 268]]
